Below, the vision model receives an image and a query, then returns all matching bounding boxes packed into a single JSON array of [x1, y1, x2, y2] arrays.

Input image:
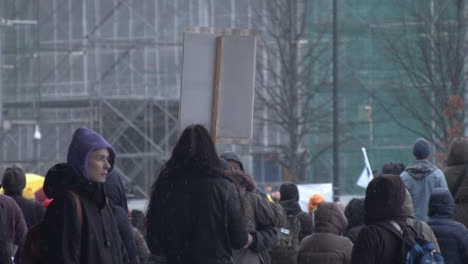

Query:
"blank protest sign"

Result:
[[179, 28, 256, 144], [179, 32, 218, 131], [213, 36, 256, 144]]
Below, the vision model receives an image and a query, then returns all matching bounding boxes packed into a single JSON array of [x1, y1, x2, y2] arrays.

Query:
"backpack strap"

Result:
[[452, 164, 468, 200], [414, 220, 423, 236], [66, 190, 83, 229]]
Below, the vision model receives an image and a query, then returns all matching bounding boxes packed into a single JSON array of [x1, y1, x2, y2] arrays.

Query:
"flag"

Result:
[[357, 147, 374, 188]]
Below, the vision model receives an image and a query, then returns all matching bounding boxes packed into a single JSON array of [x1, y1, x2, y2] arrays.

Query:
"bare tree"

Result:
[[253, 0, 334, 182], [374, 0, 468, 161]]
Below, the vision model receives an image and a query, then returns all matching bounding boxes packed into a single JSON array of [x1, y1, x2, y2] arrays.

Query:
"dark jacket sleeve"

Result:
[[0, 207, 10, 264], [226, 185, 248, 249], [298, 212, 313, 242], [351, 227, 378, 264], [13, 201, 27, 262], [113, 205, 139, 264], [249, 224, 277, 253], [42, 193, 82, 264]]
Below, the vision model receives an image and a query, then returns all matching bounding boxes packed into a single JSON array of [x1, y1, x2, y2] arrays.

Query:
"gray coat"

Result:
[[401, 160, 448, 221]]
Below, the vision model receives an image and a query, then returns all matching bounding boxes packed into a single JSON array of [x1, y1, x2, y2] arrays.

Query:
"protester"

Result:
[[401, 189, 440, 251], [105, 171, 139, 264], [381, 161, 406, 175], [0, 194, 27, 263], [444, 137, 468, 228], [308, 194, 325, 214], [221, 152, 285, 264], [427, 188, 468, 264], [41, 127, 128, 263], [271, 182, 312, 264], [298, 202, 353, 264], [2, 165, 45, 229], [400, 138, 448, 221], [351, 175, 409, 264], [0, 206, 11, 263], [146, 124, 249, 264], [344, 198, 364, 244], [278, 182, 313, 242]]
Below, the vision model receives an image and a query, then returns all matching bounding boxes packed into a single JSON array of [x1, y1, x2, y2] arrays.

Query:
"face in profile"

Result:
[[87, 148, 111, 183], [228, 161, 241, 170]]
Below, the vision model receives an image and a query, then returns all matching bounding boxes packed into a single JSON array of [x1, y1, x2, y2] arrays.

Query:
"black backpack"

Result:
[[270, 213, 301, 264]]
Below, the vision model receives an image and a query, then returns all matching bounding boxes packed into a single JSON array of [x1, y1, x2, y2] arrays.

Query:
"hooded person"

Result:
[[104, 171, 139, 264], [146, 125, 249, 264], [401, 189, 440, 252], [221, 152, 285, 264], [2, 165, 45, 229], [277, 182, 313, 242], [298, 202, 353, 264], [444, 137, 468, 228], [41, 127, 128, 264], [351, 175, 409, 264], [427, 188, 468, 264], [400, 138, 448, 221], [344, 198, 365, 244]]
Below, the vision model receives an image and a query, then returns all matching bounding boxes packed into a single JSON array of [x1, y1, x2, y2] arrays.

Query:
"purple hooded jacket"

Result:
[[67, 127, 116, 180]]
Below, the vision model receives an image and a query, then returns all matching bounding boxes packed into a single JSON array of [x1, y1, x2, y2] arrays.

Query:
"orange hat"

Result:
[[308, 194, 325, 213]]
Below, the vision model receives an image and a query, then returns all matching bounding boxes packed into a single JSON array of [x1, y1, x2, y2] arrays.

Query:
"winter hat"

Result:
[[67, 127, 116, 180], [308, 194, 325, 213], [345, 198, 365, 229], [279, 182, 299, 201], [413, 138, 431, 160], [220, 152, 244, 171], [364, 174, 408, 224], [1, 165, 26, 195], [381, 162, 406, 175]]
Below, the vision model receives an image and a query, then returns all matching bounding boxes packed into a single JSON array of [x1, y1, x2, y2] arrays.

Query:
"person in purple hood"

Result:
[[41, 127, 128, 264]]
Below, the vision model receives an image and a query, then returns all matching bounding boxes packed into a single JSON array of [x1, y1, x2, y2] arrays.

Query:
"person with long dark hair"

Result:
[[146, 125, 249, 264]]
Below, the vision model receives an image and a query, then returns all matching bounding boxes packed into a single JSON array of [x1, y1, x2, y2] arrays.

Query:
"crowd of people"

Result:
[[1, 125, 468, 264]]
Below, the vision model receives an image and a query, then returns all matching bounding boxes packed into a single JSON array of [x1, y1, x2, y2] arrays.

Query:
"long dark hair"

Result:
[[146, 125, 224, 231], [162, 124, 220, 177]]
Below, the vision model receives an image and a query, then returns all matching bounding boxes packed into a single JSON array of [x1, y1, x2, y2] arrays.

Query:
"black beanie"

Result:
[[413, 138, 431, 160], [2, 165, 26, 195], [279, 182, 299, 201]]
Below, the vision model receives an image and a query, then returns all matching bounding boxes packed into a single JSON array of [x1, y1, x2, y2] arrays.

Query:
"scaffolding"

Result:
[[0, 0, 261, 197]]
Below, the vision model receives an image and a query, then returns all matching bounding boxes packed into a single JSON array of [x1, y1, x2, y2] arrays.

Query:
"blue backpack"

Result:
[[376, 222, 444, 264]]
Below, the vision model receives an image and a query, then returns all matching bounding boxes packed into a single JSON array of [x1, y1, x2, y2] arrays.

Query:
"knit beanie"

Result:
[[308, 194, 325, 213], [413, 138, 431, 160], [1, 165, 26, 195], [279, 182, 299, 201]]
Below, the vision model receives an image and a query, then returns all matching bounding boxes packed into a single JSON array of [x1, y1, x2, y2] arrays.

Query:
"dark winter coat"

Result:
[[351, 175, 409, 264], [231, 170, 285, 264], [401, 159, 448, 221], [146, 166, 248, 264], [278, 200, 313, 242], [0, 205, 11, 264], [427, 188, 468, 264], [42, 127, 127, 264], [42, 163, 128, 264], [344, 198, 364, 244], [0, 194, 27, 261], [298, 202, 353, 264], [105, 171, 139, 264], [8, 194, 45, 229], [444, 137, 468, 228]]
